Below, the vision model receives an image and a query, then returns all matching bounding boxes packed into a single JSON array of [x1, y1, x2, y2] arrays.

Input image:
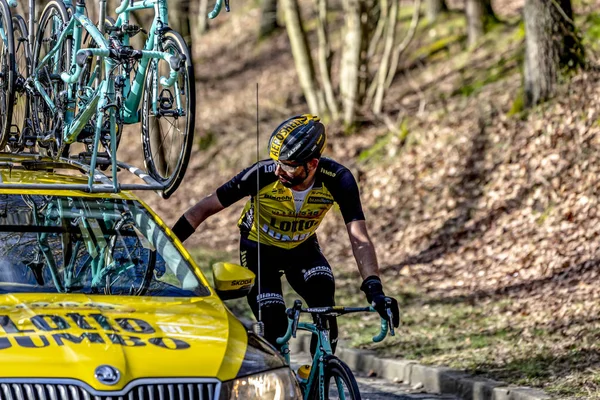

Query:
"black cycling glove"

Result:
[[360, 275, 400, 328], [171, 215, 196, 243]]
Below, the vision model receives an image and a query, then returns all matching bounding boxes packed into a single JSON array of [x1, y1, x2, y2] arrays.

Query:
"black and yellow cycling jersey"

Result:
[[216, 158, 365, 249]]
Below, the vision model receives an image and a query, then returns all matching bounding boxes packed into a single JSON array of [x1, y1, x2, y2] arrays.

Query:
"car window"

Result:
[[0, 194, 209, 297]]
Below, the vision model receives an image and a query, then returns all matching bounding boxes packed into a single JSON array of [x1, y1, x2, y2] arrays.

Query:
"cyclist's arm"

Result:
[[183, 192, 225, 229], [346, 220, 379, 279]]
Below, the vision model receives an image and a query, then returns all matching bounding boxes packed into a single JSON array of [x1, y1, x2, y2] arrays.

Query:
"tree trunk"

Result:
[[170, 1, 193, 46], [339, 0, 374, 125], [372, 0, 398, 115], [198, 0, 210, 35], [259, 0, 280, 39], [465, 0, 493, 47], [281, 0, 321, 115], [316, 0, 339, 120], [426, 0, 447, 22], [523, 0, 582, 107]]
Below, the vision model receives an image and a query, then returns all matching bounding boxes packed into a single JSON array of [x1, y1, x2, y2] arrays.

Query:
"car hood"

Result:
[[0, 293, 248, 389]]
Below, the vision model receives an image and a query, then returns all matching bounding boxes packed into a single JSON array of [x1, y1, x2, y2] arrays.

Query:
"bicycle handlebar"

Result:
[[208, 0, 231, 19], [275, 301, 394, 345]]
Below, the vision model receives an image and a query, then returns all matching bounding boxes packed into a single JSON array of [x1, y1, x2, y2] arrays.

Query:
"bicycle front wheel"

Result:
[[323, 356, 361, 400], [142, 29, 195, 199], [31, 0, 71, 158], [9, 14, 31, 153], [0, 0, 15, 150]]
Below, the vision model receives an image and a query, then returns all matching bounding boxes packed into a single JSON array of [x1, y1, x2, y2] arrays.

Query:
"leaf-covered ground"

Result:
[[118, 0, 600, 397]]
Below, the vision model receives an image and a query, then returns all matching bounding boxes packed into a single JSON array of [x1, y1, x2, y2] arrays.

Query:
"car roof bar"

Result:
[[0, 154, 166, 194]]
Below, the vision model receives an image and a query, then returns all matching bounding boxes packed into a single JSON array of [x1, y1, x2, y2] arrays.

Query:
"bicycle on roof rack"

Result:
[[0, 0, 231, 197], [276, 299, 395, 400]]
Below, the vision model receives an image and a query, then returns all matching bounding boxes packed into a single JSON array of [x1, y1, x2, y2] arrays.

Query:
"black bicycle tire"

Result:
[[31, 0, 71, 157], [322, 355, 362, 400], [9, 14, 30, 153], [141, 29, 195, 199], [0, 0, 16, 149], [104, 217, 156, 296]]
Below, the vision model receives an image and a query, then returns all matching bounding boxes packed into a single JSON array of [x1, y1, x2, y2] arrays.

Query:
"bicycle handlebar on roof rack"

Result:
[[0, 153, 167, 194]]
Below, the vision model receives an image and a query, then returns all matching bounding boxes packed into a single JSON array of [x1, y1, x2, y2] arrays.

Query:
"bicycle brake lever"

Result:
[[386, 307, 395, 337], [291, 309, 300, 338]]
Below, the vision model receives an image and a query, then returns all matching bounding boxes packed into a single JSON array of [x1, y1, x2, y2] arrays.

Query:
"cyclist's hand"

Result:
[[171, 215, 196, 243], [360, 276, 400, 328]]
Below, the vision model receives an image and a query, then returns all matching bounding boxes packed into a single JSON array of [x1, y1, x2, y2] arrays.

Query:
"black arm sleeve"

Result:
[[216, 160, 276, 207], [328, 168, 365, 224]]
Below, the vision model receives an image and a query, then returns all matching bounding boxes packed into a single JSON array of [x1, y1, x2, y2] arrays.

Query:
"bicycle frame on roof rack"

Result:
[[113, 0, 173, 124], [0, 154, 165, 193]]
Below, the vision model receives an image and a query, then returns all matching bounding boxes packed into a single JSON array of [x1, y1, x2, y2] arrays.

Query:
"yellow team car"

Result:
[[0, 156, 301, 400]]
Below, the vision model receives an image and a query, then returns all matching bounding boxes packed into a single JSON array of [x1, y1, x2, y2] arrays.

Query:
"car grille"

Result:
[[0, 380, 219, 400]]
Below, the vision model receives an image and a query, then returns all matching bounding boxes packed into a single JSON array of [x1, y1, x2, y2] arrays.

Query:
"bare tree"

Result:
[[170, 1, 193, 46], [281, 0, 321, 115], [339, 0, 377, 125], [259, 0, 280, 39], [523, 0, 583, 107], [197, 0, 211, 35], [465, 0, 497, 47], [426, 0, 447, 22]]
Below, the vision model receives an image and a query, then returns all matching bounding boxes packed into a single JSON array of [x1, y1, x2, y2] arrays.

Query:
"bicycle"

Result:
[[25, 0, 191, 197], [276, 299, 395, 400]]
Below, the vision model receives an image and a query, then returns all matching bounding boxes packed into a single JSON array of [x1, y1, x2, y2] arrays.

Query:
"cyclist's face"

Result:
[[274, 160, 307, 187]]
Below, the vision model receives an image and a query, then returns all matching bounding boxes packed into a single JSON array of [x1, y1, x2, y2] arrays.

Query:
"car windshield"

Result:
[[0, 194, 209, 297]]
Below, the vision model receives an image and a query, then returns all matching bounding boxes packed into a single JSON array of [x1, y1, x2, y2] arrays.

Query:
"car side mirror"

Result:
[[211, 262, 255, 300]]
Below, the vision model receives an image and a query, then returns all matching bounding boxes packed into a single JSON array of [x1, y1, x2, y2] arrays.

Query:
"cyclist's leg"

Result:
[[240, 236, 288, 349], [286, 236, 338, 355]]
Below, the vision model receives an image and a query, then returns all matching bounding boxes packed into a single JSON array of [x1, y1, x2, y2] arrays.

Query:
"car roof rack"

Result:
[[0, 153, 165, 194]]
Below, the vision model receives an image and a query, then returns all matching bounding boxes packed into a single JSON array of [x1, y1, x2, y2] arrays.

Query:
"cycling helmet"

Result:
[[268, 114, 326, 163]]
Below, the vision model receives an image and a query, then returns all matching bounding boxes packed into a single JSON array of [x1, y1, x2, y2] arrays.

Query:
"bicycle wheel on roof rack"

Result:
[[141, 29, 195, 200], [31, 0, 71, 158], [7, 14, 32, 153], [0, 0, 16, 151]]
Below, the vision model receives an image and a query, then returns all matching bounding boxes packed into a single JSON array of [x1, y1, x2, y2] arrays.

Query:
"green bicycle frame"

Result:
[[113, 0, 177, 124]]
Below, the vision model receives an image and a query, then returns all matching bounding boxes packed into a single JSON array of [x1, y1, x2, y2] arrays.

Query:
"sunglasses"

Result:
[[275, 160, 303, 174]]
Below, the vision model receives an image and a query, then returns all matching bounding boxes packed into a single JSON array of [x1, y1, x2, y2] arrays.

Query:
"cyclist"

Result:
[[172, 114, 400, 352]]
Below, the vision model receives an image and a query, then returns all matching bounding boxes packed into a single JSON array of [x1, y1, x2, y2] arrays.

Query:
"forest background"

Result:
[[18, 0, 600, 397]]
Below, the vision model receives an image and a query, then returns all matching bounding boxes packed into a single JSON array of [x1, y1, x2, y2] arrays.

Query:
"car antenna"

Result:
[[253, 83, 265, 338]]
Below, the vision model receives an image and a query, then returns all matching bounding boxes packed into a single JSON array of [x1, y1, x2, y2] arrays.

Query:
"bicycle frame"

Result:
[[113, 0, 177, 124], [293, 320, 336, 400]]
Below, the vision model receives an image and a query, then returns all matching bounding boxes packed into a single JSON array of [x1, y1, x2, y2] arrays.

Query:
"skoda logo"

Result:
[[95, 365, 121, 386]]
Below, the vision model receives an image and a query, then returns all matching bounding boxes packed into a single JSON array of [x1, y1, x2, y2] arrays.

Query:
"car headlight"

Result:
[[219, 367, 302, 400]]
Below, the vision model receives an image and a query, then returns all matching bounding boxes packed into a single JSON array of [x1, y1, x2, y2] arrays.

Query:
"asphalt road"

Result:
[[291, 352, 457, 400]]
